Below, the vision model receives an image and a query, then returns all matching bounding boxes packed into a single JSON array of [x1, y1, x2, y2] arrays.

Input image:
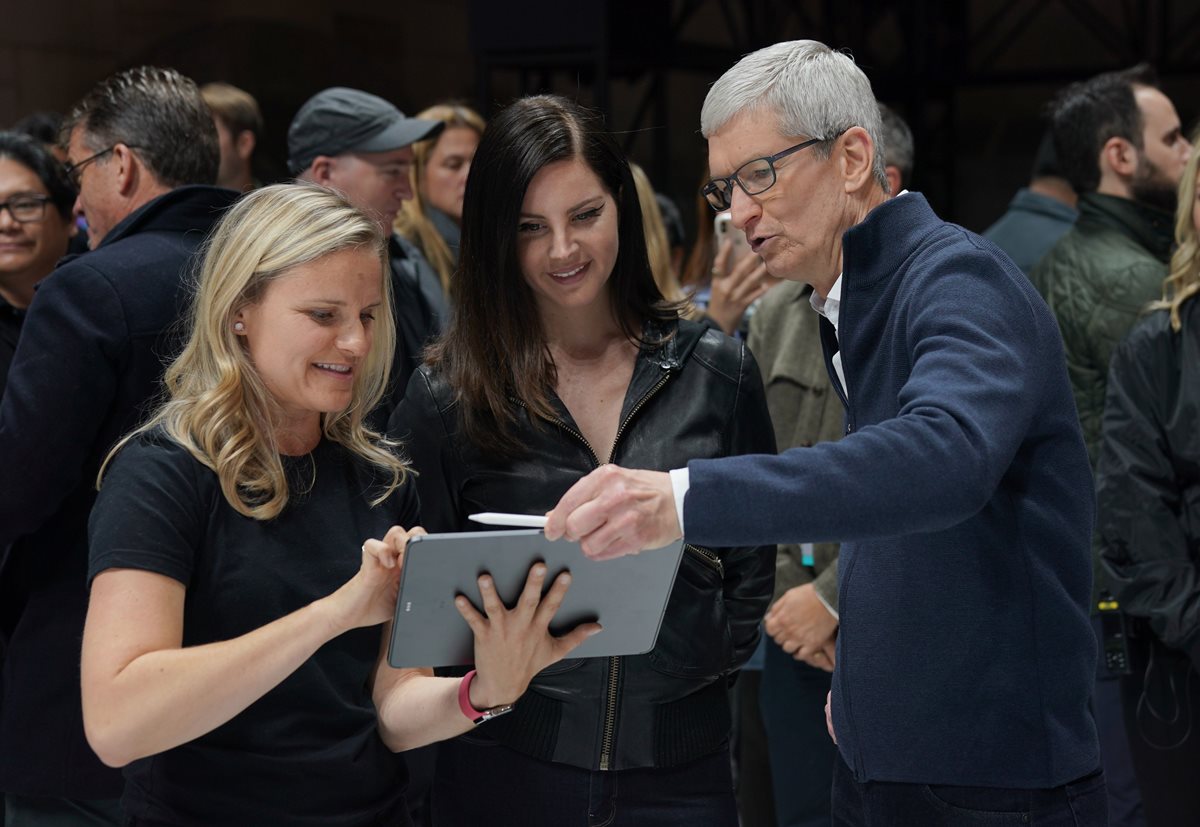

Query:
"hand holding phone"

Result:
[[706, 212, 781, 336], [713, 212, 752, 270]]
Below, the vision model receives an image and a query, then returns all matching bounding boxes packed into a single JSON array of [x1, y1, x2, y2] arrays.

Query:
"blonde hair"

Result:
[[630, 162, 691, 309], [1153, 140, 1200, 332], [394, 103, 486, 292], [102, 183, 407, 519]]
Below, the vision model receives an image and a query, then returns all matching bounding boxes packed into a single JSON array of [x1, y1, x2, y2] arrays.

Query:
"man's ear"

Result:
[[885, 165, 902, 196], [111, 143, 140, 197], [1100, 136, 1137, 179], [235, 130, 256, 163], [309, 156, 336, 186], [838, 126, 877, 194]]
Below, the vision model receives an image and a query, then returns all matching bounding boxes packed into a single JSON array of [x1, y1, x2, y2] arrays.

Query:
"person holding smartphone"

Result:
[[390, 94, 775, 826]]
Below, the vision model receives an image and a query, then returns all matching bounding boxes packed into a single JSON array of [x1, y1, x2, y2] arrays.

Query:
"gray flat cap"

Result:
[[287, 87, 443, 174]]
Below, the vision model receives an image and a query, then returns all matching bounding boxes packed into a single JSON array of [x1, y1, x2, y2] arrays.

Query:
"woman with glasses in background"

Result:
[[0, 131, 76, 392]]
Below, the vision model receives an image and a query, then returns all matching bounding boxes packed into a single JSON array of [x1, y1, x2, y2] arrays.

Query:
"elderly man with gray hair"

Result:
[[547, 39, 1105, 825]]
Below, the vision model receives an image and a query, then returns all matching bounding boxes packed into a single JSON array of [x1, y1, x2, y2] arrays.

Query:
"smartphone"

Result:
[[713, 211, 753, 271]]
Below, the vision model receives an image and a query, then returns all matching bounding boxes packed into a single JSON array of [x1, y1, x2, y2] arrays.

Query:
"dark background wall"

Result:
[[2, 0, 1197, 241]]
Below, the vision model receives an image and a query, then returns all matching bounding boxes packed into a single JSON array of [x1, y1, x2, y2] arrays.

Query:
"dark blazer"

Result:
[[0, 185, 238, 798], [685, 193, 1099, 789]]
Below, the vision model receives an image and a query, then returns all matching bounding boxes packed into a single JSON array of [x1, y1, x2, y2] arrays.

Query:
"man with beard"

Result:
[[1030, 63, 1191, 827]]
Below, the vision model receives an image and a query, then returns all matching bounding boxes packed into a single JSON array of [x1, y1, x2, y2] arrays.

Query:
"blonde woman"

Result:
[[1095, 140, 1200, 826], [629, 162, 691, 308], [80, 184, 595, 825], [394, 103, 485, 292]]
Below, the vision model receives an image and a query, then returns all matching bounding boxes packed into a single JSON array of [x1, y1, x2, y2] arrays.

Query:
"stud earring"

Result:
[[233, 321, 245, 332]]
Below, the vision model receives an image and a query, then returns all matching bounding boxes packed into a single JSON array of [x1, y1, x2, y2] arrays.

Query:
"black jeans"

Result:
[[831, 754, 1107, 826], [432, 738, 737, 827]]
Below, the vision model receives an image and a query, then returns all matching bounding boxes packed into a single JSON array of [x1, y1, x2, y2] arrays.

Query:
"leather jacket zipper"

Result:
[[597, 368, 673, 771], [685, 544, 723, 577], [513, 362, 675, 772], [607, 372, 672, 454]]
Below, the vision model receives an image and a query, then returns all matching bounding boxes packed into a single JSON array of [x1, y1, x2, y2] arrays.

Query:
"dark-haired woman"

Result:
[[0, 131, 76, 391], [390, 95, 775, 826]]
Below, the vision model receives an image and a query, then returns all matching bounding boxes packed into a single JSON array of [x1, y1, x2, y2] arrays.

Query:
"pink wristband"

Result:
[[458, 669, 482, 721]]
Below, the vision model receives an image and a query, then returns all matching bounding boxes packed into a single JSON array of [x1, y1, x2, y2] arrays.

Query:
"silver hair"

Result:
[[700, 40, 888, 192]]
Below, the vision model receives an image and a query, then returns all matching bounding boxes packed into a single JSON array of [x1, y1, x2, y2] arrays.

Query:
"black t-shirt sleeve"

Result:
[[88, 434, 209, 587]]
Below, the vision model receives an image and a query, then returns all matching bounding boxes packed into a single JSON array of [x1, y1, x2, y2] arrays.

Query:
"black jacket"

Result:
[[390, 318, 776, 770], [1097, 300, 1200, 673], [0, 185, 239, 798]]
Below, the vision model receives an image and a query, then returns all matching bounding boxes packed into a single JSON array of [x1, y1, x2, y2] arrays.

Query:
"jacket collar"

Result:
[[544, 316, 692, 439], [1076, 192, 1174, 262], [96, 185, 240, 250], [427, 207, 461, 250], [1008, 188, 1079, 223], [841, 191, 939, 289]]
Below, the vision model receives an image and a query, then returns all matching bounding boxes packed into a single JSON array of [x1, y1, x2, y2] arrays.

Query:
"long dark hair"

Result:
[[0, 131, 75, 219], [427, 94, 678, 457]]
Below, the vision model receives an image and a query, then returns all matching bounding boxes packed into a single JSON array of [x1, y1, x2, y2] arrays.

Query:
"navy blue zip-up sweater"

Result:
[[686, 193, 1099, 788]]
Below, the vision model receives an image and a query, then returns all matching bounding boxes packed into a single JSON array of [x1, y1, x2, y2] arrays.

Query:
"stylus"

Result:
[[467, 512, 549, 528]]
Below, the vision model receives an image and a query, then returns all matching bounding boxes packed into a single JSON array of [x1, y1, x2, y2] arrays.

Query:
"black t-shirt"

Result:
[[88, 432, 419, 826]]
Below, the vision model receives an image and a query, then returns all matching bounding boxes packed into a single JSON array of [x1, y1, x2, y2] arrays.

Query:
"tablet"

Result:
[[386, 529, 685, 668]]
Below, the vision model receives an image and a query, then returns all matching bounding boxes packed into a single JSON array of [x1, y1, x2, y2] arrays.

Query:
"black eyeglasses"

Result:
[[0, 194, 52, 224], [701, 134, 840, 211], [63, 144, 141, 188]]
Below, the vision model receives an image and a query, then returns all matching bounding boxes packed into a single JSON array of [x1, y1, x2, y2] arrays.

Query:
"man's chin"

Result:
[[1131, 177, 1179, 214]]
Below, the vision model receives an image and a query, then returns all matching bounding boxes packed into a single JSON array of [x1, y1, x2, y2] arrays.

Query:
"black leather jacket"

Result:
[[390, 318, 776, 770], [1096, 300, 1200, 672]]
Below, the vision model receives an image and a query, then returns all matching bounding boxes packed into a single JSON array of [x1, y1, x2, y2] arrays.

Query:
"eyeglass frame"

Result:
[[0, 194, 53, 224], [701, 131, 845, 211], [63, 144, 142, 189]]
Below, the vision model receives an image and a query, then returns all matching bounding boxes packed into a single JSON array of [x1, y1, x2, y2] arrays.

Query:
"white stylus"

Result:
[[468, 512, 549, 529]]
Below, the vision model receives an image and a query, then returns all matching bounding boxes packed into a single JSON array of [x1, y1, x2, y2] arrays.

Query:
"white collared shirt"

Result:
[[809, 275, 846, 399]]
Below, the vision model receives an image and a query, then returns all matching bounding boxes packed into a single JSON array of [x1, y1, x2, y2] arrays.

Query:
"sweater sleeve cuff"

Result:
[[669, 467, 689, 538], [812, 560, 839, 617]]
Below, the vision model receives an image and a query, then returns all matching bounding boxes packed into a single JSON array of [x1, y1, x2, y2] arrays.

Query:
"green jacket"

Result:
[[1030, 193, 1173, 468], [747, 281, 844, 610], [1030, 192, 1173, 604]]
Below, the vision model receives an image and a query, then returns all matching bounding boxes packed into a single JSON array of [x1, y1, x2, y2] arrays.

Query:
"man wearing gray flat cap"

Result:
[[289, 87, 446, 413]]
